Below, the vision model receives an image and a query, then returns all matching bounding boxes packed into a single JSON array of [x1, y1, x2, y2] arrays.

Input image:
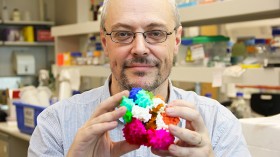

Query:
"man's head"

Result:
[[100, 0, 181, 31], [100, 0, 182, 93]]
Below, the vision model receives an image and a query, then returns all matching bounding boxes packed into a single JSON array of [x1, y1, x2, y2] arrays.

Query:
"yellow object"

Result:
[[23, 26, 34, 42], [200, 25, 218, 36], [185, 47, 193, 62], [241, 64, 261, 69], [63, 52, 71, 66], [93, 51, 101, 57]]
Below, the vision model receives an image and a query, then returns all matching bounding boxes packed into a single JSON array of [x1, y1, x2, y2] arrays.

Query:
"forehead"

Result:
[[105, 0, 174, 29]]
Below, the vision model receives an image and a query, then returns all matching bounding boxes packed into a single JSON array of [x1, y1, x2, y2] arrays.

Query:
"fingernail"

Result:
[[166, 107, 174, 114], [120, 106, 127, 111], [168, 100, 175, 106], [168, 124, 176, 132], [169, 144, 176, 152]]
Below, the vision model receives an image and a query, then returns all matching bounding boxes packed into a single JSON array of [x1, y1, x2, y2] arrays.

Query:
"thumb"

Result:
[[111, 140, 140, 157]]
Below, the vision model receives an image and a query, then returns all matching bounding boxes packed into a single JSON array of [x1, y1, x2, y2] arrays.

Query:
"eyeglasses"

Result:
[[104, 27, 178, 44]]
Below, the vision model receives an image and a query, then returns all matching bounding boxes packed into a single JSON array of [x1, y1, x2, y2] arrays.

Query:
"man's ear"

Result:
[[100, 29, 109, 57], [174, 26, 183, 55]]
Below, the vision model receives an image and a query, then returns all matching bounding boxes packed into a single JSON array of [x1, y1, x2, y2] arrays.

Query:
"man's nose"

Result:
[[131, 33, 149, 56]]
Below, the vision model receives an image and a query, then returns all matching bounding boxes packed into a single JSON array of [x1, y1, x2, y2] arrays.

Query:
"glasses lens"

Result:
[[145, 30, 166, 43], [112, 31, 134, 43]]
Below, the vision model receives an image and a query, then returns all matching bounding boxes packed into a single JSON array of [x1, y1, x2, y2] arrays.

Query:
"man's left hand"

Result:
[[152, 100, 215, 157]]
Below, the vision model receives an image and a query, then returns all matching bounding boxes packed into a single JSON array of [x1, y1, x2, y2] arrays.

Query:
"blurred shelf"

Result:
[[51, 0, 280, 37], [225, 18, 280, 29], [2, 41, 54, 46], [53, 65, 111, 78], [170, 67, 280, 86], [51, 21, 100, 37], [2, 20, 55, 26], [179, 0, 280, 26], [53, 65, 280, 86]]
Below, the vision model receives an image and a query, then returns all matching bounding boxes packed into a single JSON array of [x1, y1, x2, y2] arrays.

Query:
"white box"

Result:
[[14, 54, 35, 75], [240, 114, 280, 157]]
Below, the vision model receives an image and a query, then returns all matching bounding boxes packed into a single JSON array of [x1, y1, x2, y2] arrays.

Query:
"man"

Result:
[[29, 0, 251, 156]]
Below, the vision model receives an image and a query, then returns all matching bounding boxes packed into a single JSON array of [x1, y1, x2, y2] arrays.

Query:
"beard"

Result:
[[115, 56, 172, 91]]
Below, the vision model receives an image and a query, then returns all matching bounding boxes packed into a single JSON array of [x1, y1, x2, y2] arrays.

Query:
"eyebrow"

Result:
[[110, 23, 133, 31], [110, 22, 169, 31], [146, 23, 169, 30]]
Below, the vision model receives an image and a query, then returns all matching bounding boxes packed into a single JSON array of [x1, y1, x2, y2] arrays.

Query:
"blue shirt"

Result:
[[28, 78, 251, 157]]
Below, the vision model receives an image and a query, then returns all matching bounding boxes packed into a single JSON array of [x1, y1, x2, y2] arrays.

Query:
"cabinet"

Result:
[[0, 132, 9, 157], [0, 21, 55, 77], [51, 0, 280, 86], [0, 123, 30, 157], [0, 0, 55, 77]]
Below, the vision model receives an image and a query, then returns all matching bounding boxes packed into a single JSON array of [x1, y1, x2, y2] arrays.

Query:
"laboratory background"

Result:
[[0, 0, 280, 156]]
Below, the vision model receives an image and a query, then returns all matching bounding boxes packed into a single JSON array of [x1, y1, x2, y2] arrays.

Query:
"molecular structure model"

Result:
[[120, 88, 180, 150]]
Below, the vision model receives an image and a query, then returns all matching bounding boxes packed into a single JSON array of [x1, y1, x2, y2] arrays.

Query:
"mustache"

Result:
[[124, 57, 160, 67]]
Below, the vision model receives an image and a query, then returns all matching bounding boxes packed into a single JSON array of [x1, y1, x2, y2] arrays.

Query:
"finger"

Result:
[[89, 106, 127, 125], [186, 120, 194, 131], [83, 121, 118, 137], [169, 124, 203, 146], [169, 144, 203, 157], [112, 140, 140, 157], [166, 106, 204, 131], [92, 90, 129, 118], [151, 148, 171, 156], [168, 100, 196, 109]]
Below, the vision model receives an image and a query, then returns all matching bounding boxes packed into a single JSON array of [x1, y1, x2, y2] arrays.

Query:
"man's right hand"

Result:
[[67, 90, 140, 157]]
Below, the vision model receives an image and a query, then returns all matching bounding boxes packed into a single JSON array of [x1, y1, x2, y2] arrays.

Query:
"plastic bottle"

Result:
[[93, 42, 103, 65], [265, 27, 280, 67], [2, 6, 9, 21], [255, 39, 269, 66], [71, 52, 83, 65], [205, 93, 212, 98], [86, 36, 96, 65], [63, 52, 71, 66], [12, 8, 21, 21], [230, 92, 250, 118], [224, 42, 233, 66], [271, 27, 280, 48], [179, 38, 192, 65], [231, 40, 247, 65]]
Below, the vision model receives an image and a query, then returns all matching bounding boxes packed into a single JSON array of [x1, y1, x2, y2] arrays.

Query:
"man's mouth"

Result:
[[125, 63, 155, 71], [123, 57, 159, 71]]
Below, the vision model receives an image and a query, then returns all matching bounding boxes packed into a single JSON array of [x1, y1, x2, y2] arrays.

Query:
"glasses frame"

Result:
[[103, 26, 178, 44]]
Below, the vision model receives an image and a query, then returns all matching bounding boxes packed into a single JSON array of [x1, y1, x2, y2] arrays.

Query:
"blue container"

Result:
[[13, 102, 45, 135]]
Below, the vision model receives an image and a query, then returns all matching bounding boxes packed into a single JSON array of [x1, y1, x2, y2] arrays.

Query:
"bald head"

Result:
[[100, 0, 181, 30]]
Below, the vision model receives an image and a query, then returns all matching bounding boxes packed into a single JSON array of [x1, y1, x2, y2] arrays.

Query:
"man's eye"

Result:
[[115, 32, 133, 37], [147, 31, 164, 38]]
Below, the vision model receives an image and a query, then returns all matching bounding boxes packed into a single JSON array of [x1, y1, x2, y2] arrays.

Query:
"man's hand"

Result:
[[152, 100, 215, 157], [67, 91, 140, 157]]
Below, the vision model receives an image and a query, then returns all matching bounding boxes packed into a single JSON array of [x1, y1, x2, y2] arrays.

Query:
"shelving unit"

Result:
[[51, 21, 99, 37], [0, 20, 55, 47], [0, 20, 55, 45], [51, 0, 280, 86], [2, 41, 54, 46], [53, 65, 280, 86], [52, 0, 280, 36], [0, 0, 55, 78], [53, 65, 111, 78], [179, 0, 280, 26], [1, 20, 55, 26]]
